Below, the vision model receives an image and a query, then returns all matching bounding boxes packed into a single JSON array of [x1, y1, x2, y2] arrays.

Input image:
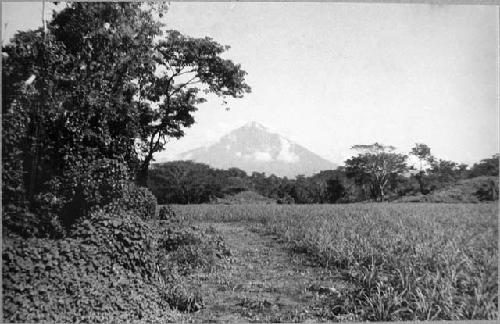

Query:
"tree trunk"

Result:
[[379, 185, 385, 202], [136, 155, 153, 187], [416, 171, 428, 195]]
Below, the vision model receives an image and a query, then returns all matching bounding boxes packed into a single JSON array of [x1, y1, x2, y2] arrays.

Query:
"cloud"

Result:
[[252, 151, 273, 161]]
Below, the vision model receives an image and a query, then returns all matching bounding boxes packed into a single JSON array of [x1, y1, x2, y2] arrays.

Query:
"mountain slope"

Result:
[[177, 122, 337, 177]]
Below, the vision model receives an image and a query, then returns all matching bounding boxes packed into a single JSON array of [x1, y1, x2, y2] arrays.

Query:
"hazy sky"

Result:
[[2, 2, 499, 166]]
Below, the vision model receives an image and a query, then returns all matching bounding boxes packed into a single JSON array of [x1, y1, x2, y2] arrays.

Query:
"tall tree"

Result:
[[3, 2, 251, 204], [409, 143, 433, 194], [345, 143, 408, 201], [3, 3, 167, 203], [410, 143, 433, 171], [469, 154, 499, 177], [135, 30, 251, 185]]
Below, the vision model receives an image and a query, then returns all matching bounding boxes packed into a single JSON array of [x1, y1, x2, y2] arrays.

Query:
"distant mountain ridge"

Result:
[[175, 121, 337, 177]]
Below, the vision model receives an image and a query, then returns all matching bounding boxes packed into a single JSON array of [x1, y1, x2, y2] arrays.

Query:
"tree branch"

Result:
[[169, 75, 200, 96]]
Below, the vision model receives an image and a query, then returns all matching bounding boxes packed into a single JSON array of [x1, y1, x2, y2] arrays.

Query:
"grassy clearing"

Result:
[[172, 203, 498, 321]]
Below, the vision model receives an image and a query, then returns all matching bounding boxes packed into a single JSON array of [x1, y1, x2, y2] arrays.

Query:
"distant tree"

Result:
[[291, 175, 315, 204], [250, 172, 268, 196], [410, 143, 433, 171], [148, 161, 223, 204], [409, 143, 434, 194], [326, 178, 346, 203], [345, 143, 408, 201], [221, 168, 250, 195], [429, 159, 459, 183], [456, 163, 469, 179], [226, 167, 248, 178], [469, 154, 499, 178]]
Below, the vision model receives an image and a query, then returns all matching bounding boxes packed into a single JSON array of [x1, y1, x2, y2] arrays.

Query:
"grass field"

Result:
[[172, 203, 498, 321]]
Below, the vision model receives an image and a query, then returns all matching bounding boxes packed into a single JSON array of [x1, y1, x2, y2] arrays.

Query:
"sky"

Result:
[[2, 2, 499, 166]]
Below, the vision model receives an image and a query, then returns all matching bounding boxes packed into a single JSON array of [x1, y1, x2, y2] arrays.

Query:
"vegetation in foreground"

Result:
[[173, 203, 498, 321], [2, 3, 247, 322], [3, 205, 231, 322]]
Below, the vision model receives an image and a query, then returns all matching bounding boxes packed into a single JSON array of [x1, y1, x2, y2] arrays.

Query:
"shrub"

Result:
[[1, 101, 28, 218], [3, 207, 232, 321], [103, 183, 158, 220], [397, 176, 499, 203], [70, 210, 159, 278], [158, 205, 183, 223], [2, 215, 178, 323], [3, 192, 66, 239], [34, 158, 132, 231], [22, 159, 158, 236], [164, 282, 204, 313]]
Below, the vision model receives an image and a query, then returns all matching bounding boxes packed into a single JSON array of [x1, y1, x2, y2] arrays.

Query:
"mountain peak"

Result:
[[177, 123, 337, 177], [241, 121, 268, 131]]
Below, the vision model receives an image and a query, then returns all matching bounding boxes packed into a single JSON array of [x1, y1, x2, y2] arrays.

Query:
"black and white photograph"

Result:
[[1, 1, 498, 322]]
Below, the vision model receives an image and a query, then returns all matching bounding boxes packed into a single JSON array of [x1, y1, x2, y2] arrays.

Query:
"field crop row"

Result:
[[172, 203, 498, 321]]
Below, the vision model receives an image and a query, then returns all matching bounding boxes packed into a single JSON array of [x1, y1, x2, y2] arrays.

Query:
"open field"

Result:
[[173, 203, 498, 321]]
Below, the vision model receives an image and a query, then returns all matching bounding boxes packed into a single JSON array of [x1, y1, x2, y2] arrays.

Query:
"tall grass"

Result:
[[171, 203, 498, 320]]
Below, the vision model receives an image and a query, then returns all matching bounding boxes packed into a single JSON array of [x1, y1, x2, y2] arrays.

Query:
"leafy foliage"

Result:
[[135, 30, 251, 185], [148, 161, 356, 204], [469, 154, 499, 178], [2, 214, 175, 323], [397, 176, 499, 203], [102, 182, 158, 221], [70, 211, 159, 277], [2, 2, 250, 235], [148, 161, 226, 204], [346, 143, 408, 201], [3, 207, 231, 322], [2, 3, 241, 322]]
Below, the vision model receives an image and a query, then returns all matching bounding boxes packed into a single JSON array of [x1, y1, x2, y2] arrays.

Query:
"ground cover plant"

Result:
[[172, 203, 498, 321], [2, 205, 231, 322]]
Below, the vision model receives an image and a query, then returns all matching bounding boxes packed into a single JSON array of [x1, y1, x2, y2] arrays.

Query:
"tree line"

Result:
[[148, 144, 499, 204]]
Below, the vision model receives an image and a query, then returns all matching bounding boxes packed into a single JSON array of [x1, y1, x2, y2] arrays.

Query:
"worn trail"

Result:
[[182, 222, 351, 323]]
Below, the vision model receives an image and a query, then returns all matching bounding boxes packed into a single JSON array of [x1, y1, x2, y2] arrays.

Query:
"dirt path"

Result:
[[182, 222, 352, 323]]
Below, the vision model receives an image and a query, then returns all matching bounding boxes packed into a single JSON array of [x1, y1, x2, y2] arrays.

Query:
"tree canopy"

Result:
[[345, 143, 408, 201], [2, 2, 250, 232]]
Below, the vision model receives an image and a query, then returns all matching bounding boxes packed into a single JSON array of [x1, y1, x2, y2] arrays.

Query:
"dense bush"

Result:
[[1, 101, 28, 218], [4, 158, 158, 238], [56, 158, 132, 226], [469, 155, 499, 178], [102, 183, 158, 221], [158, 205, 182, 222], [3, 206, 231, 322], [397, 176, 499, 203], [70, 210, 159, 278], [2, 215, 177, 323]]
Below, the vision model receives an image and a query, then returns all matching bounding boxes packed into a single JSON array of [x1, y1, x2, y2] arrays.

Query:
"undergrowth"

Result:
[[2, 205, 230, 322]]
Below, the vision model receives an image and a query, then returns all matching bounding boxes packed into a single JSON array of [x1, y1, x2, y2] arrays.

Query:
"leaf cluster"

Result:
[[3, 206, 231, 322], [2, 215, 173, 322]]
